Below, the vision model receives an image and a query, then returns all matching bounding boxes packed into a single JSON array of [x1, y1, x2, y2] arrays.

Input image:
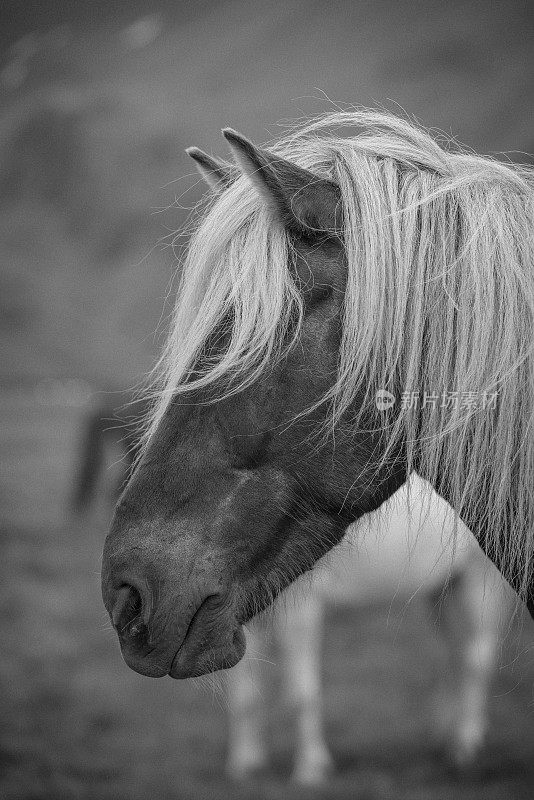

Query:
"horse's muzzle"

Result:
[[103, 568, 245, 678]]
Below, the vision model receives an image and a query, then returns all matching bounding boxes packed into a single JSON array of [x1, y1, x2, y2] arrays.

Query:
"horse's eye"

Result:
[[306, 284, 333, 308], [231, 452, 262, 471], [296, 228, 321, 247], [227, 434, 267, 471]]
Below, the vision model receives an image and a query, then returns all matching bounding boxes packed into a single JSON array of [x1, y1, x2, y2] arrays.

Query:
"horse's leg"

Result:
[[226, 622, 268, 779], [70, 406, 107, 513], [278, 590, 333, 785], [451, 557, 506, 767], [435, 554, 505, 767]]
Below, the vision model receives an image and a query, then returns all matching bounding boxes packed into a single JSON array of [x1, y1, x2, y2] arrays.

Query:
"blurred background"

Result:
[[1, 1, 533, 798]]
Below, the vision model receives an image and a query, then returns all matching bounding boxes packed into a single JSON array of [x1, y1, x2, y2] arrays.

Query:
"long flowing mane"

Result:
[[145, 110, 534, 601]]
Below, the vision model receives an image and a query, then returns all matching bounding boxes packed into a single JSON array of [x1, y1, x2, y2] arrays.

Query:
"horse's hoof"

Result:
[[291, 749, 334, 785], [226, 753, 268, 781], [448, 735, 483, 773]]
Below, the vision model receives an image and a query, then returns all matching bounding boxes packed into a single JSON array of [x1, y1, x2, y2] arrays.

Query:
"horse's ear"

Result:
[[186, 147, 235, 191], [222, 128, 341, 237]]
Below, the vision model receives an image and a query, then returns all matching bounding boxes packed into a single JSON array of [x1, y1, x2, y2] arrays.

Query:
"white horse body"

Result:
[[227, 476, 510, 784], [301, 478, 475, 605]]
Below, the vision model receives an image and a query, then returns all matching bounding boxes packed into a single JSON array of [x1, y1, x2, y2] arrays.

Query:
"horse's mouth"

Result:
[[166, 592, 246, 678], [169, 618, 246, 678], [168, 577, 282, 678], [168, 576, 282, 678]]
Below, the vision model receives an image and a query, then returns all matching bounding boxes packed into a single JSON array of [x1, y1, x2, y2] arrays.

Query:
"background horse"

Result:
[[227, 478, 511, 784], [71, 392, 146, 514], [102, 110, 534, 684]]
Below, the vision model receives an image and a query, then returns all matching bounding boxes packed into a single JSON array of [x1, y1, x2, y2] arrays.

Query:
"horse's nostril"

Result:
[[112, 584, 145, 638]]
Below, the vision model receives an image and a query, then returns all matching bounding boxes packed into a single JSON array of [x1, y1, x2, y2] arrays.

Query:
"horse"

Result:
[[101, 110, 534, 684], [227, 477, 511, 784], [71, 392, 146, 514]]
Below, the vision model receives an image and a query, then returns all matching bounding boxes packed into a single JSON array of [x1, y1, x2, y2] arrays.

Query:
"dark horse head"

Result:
[[102, 112, 534, 678]]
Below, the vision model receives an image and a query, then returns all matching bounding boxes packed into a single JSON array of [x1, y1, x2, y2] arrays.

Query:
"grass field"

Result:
[[1, 393, 534, 800]]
